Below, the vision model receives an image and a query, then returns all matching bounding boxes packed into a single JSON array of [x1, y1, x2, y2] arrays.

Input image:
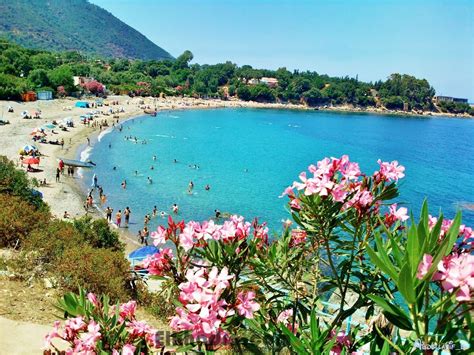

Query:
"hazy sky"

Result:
[[91, 0, 474, 100]]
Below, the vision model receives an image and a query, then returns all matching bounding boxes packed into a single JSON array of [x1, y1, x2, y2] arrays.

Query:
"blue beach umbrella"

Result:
[[23, 144, 37, 153], [42, 123, 56, 129], [128, 246, 159, 261]]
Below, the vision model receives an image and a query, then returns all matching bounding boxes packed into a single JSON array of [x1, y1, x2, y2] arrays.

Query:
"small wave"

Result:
[[156, 134, 170, 138], [183, 137, 188, 140], [168, 115, 179, 118], [97, 127, 113, 142]]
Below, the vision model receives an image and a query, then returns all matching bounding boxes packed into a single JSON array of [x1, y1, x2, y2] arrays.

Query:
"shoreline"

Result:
[[0, 95, 472, 252]]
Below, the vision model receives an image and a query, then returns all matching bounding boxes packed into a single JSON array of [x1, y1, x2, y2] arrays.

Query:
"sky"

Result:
[[90, 0, 474, 100]]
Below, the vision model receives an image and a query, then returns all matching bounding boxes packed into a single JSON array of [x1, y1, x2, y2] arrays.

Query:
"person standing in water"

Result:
[[142, 226, 150, 246], [124, 207, 131, 227], [188, 181, 194, 194], [92, 174, 98, 188], [121, 180, 126, 189], [105, 207, 113, 222], [116, 210, 122, 227], [152, 206, 158, 217]]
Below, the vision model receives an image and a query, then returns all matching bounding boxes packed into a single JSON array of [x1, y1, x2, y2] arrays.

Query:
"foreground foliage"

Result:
[[133, 155, 472, 353]]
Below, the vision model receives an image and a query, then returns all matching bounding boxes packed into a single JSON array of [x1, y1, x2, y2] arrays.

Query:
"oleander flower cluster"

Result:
[[151, 215, 268, 251], [282, 155, 405, 215], [44, 293, 159, 354], [170, 266, 260, 345], [417, 252, 474, 302], [428, 215, 474, 250]]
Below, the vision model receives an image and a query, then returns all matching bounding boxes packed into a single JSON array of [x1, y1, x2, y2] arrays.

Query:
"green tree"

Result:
[[28, 69, 50, 88], [48, 66, 75, 92]]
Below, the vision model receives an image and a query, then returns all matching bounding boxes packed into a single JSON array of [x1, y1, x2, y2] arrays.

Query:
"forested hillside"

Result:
[[0, 0, 173, 60]]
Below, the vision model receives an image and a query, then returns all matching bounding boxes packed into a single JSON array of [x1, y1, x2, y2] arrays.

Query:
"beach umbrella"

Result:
[[128, 246, 159, 261], [22, 157, 40, 165], [23, 144, 38, 153]]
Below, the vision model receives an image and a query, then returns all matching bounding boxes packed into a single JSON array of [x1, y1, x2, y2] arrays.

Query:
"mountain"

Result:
[[0, 0, 173, 60]]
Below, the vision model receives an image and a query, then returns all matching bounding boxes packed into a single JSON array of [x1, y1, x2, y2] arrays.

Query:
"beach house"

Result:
[[433, 96, 468, 104]]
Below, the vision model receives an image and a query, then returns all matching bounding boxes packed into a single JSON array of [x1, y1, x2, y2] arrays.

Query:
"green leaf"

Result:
[[406, 223, 419, 269], [397, 263, 416, 304], [366, 245, 398, 282], [368, 294, 412, 330], [280, 323, 308, 354]]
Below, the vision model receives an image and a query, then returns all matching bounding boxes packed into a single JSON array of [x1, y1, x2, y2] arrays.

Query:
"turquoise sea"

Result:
[[81, 108, 474, 234]]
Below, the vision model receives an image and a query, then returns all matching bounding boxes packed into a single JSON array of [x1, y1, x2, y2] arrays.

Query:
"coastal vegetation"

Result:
[[1, 39, 472, 116], [0, 156, 135, 301], [38, 156, 473, 353]]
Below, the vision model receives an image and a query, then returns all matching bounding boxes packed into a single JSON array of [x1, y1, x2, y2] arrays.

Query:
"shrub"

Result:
[[54, 244, 132, 301], [0, 156, 47, 210], [23, 219, 84, 266], [0, 195, 50, 248], [72, 216, 124, 251]]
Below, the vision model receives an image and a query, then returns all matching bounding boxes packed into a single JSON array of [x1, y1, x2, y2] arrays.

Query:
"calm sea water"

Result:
[[81, 108, 474, 234]]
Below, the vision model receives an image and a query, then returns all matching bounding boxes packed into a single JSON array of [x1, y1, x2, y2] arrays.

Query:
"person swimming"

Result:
[[135, 170, 138, 176], [172, 204, 179, 214], [150, 165, 154, 170], [160, 211, 166, 218], [205, 184, 210, 191], [152, 205, 157, 216], [174, 159, 178, 163], [121, 180, 127, 189], [147, 177, 153, 184], [153, 155, 157, 161]]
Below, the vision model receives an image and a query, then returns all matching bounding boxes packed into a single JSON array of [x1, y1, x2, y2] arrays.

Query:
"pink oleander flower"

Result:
[[384, 203, 409, 227], [122, 343, 136, 355], [236, 291, 260, 319], [87, 292, 99, 307], [79, 320, 101, 350], [179, 224, 196, 251], [329, 330, 352, 355], [171, 266, 237, 344], [416, 254, 433, 279], [433, 253, 474, 302], [151, 225, 167, 245], [290, 229, 307, 246], [282, 219, 293, 229], [375, 159, 405, 182], [127, 320, 152, 337], [276, 309, 298, 334], [119, 300, 137, 320], [290, 198, 301, 210], [44, 321, 61, 348], [142, 248, 173, 276]]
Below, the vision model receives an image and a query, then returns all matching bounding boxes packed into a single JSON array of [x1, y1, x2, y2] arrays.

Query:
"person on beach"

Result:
[[137, 229, 143, 244], [105, 207, 113, 222], [63, 211, 70, 219], [86, 195, 93, 209], [142, 226, 150, 246], [59, 159, 64, 174], [121, 180, 127, 189], [172, 204, 179, 214], [100, 194, 107, 204], [55, 168, 61, 182], [124, 207, 131, 227], [87, 137, 90, 146], [116, 210, 122, 227], [71, 166, 75, 177]]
